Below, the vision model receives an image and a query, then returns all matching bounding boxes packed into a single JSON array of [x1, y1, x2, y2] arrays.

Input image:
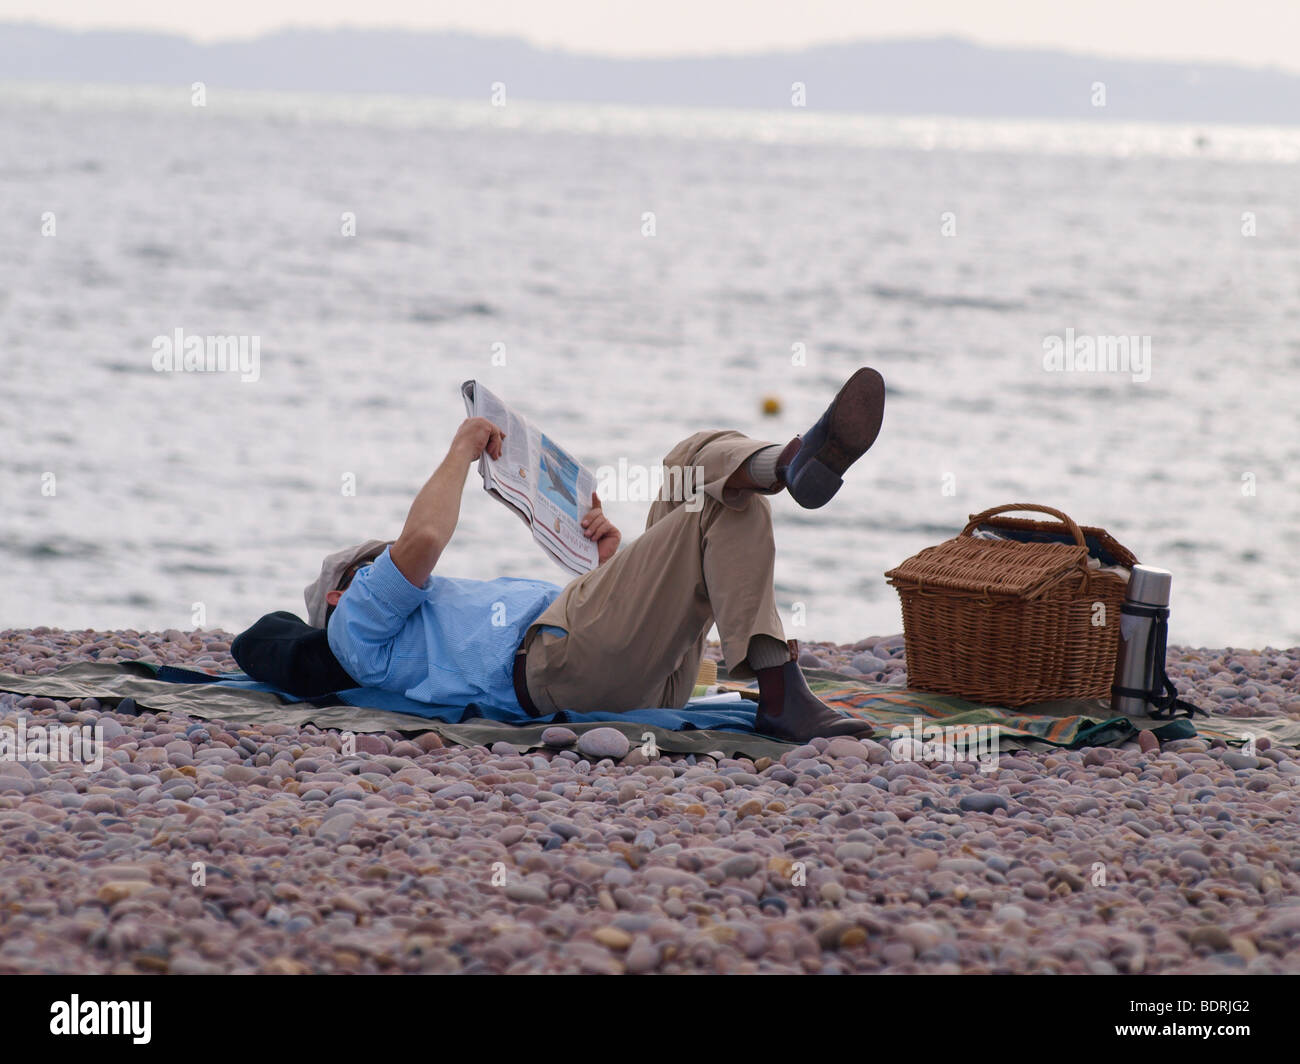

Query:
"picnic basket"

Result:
[[884, 504, 1138, 706]]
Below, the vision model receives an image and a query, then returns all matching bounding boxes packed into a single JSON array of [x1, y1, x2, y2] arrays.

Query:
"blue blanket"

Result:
[[153, 665, 762, 733]]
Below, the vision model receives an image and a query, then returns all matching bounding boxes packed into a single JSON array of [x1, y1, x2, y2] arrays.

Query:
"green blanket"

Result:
[[0, 663, 793, 759]]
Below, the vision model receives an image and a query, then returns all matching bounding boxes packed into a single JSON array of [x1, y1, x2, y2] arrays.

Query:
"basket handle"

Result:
[[960, 503, 1087, 548]]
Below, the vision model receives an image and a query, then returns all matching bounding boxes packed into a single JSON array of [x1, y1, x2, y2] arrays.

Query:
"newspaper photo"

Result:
[[461, 380, 600, 577]]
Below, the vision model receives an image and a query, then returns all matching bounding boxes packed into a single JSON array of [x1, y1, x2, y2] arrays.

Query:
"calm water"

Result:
[[2, 83, 1298, 647]]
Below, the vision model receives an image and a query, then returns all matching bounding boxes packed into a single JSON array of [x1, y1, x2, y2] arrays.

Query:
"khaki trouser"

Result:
[[522, 430, 787, 713]]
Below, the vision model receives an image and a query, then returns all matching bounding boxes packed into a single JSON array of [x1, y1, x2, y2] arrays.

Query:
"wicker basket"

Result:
[[884, 504, 1137, 706]]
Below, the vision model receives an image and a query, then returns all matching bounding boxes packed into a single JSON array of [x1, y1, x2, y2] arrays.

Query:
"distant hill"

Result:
[[3, 22, 1299, 124]]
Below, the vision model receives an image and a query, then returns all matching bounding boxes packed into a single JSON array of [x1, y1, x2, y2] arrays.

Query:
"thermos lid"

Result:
[[1127, 564, 1172, 606]]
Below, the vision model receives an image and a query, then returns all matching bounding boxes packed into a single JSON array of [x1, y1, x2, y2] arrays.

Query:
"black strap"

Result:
[[1110, 603, 1207, 721], [513, 648, 542, 719]]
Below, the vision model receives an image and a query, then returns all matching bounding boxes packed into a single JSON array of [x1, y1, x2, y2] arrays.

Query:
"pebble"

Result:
[[317, 814, 357, 842], [625, 937, 659, 973], [824, 736, 868, 760], [835, 841, 876, 863], [593, 926, 632, 950], [505, 881, 548, 903], [540, 727, 577, 748], [851, 653, 889, 673], [958, 793, 1008, 814], [576, 728, 630, 760], [97, 716, 126, 741]]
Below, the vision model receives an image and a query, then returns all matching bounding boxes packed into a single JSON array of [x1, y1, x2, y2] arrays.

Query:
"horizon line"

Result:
[[4, 18, 1299, 79]]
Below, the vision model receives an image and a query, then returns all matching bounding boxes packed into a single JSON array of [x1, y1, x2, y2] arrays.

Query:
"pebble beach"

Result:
[[2, 627, 1300, 975]]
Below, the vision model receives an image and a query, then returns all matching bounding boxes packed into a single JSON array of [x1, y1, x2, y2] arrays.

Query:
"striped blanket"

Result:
[[733, 667, 1299, 749]]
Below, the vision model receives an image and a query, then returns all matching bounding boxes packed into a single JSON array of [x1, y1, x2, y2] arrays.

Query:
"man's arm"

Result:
[[389, 417, 504, 587]]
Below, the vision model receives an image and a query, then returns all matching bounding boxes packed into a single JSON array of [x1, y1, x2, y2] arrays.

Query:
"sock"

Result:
[[745, 445, 782, 489], [747, 634, 792, 671]]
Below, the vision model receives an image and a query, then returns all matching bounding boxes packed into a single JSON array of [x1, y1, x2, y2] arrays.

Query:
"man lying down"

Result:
[[232, 368, 886, 743]]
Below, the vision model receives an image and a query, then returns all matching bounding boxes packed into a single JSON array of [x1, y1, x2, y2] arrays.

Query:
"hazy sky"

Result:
[[7, 0, 1300, 72]]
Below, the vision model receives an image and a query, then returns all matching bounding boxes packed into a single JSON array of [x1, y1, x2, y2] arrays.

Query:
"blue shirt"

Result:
[[327, 546, 562, 710]]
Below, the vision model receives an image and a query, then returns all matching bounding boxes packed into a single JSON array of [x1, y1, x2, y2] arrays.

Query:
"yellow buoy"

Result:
[[761, 395, 782, 416]]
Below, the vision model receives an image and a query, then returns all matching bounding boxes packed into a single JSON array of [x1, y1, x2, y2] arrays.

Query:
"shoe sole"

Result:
[[817, 367, 886, 476], [786, 367, 885, 508]]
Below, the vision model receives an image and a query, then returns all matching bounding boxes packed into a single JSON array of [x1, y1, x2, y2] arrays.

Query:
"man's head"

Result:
[[304, 539, 392, 629]]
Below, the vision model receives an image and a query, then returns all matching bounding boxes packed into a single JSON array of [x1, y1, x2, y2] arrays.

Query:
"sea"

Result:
[[2, 82, 1298, 648]]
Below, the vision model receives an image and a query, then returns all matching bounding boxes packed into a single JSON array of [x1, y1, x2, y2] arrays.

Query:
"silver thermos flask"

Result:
[[1111, 564, 1174, 716]]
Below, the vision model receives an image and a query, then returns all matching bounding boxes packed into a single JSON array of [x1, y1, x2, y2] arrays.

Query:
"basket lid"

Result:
[[885, 536, 1090, 599]]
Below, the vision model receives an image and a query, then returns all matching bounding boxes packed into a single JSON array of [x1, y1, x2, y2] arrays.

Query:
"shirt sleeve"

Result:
[[326, 547, 428, 687]]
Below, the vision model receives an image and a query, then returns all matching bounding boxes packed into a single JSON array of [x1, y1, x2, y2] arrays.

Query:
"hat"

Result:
[[303, 539, 392, 628]]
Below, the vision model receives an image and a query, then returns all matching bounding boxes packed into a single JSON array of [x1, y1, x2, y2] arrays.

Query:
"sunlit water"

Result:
[[2, 82, 1298, 647]]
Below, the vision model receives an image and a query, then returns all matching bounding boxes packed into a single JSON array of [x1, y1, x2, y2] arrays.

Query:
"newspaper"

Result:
[[461, 380, 599, 577]]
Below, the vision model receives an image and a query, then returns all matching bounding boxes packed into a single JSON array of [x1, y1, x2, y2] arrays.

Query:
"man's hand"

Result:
[[450, 417, 505, 465], [581, 491, 621, 565]]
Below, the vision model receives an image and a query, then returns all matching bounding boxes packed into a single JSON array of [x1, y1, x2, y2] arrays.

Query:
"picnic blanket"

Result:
[[0, 662, 788, 759], [793, 670, 1297, 748], [4, 661, 1296, 754]]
